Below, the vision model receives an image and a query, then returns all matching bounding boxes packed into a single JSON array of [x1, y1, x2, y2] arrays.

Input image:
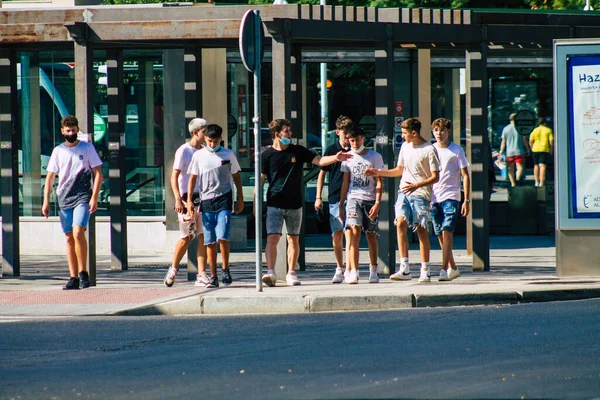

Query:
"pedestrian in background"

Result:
[[499, 113, 530, 187], [315, 115, 352, 284], [430, 118, 470, 281], [366, 117, 440, 283], [529, 117, 554, 187], [42, 115, 103, 290], [164, 118, 207, 288], [339, 126, 384, 284], [187, 124, 244, 288], [258, 118, 352, 287]]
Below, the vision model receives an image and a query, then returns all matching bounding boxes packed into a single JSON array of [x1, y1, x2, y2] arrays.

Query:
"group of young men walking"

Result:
[[44, 113, 470, 290]]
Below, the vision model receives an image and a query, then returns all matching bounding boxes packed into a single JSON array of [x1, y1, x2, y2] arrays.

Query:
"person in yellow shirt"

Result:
[[529, 117, 554, 187]]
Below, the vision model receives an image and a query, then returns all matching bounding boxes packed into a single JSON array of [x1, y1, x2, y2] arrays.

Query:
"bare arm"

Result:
[[523, 135, 531, 153], [460, 166, 470, 217], [41, 172, 56, 218], [368, 176, 383, 219], [315, 170, 326, 211], [365, 165, 404, 178], [171, 169, 184, 214], [499, 138, 506, 157], [89, 166, 104, 214], [549, 139, 554, 154], [233, 172, 244, 214], [312, 151, 352, 167], [401, 169, 439, 195]]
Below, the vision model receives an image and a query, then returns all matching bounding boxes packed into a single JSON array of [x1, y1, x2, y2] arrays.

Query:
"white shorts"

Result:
[[177, 206, 203, 239]]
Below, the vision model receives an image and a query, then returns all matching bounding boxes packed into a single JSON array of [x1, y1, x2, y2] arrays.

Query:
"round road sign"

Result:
[[513, 110, 536, 136], [239, 10, 265, 73]]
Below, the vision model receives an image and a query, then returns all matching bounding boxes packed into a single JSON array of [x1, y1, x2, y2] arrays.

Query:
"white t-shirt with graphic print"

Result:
[[432, 142, 469, 203], [340, 149, 384, 201], [46, 141, 102, 210], [173, 142, 200, 196], [187, 147, 241, 202]]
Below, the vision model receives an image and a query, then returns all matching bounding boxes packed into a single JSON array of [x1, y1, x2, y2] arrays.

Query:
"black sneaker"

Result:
[[79, 271, 90, 289], [63, 277, 80, 290], [221, 269, 233, 285], [207, 276, 219, 288]]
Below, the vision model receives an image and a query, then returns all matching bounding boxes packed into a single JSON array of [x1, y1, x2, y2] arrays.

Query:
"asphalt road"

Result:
[[1, 300, 599, 400]]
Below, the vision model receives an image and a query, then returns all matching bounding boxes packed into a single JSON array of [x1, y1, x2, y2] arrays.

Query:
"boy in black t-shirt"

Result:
[[258, 118, 352, 287], [315, 115, 353, 284]]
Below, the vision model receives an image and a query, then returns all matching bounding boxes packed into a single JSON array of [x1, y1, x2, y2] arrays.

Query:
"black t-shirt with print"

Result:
[[321, 141, 348, 204], [262, 144, 316, 209]]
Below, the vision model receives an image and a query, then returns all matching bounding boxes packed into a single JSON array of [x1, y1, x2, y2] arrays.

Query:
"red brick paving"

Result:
[[0, 288, 191, 305]]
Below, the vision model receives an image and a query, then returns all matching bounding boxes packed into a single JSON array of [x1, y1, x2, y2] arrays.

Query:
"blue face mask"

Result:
[[206, 144, 222, 153], [279, 136, 291, 146], [353, 145, 365, 153]]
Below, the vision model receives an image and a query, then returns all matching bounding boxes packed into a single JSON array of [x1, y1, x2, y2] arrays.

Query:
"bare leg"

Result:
[[73, 226, 88, 273], [516, 162, 525, 183], [206, 243, 218, 277], [348, 226, 362, 271], [441, 230, 454, 270], [287, 235, 300, 272], [366, 231, 378, 266], [65, 233, 78, 278], [265, 234, 280, 271], [345, 229, 351, 273], [508, 163, 516, 187], [533, 164, 540, 186], [220, 240, 230, 270], [416, 225, 430, 264], [540, 163, 547, 185], [172, 235, 192, 269], [396, 218, 409, 258], [332, 230, 344, 269], [196, 233, 207, 274]]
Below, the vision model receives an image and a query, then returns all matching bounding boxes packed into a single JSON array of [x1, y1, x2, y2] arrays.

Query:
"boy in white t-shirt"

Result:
[[164, 118, 208, 288], [339, 126, 384, 284], [365, 118, 440, 283], [42, 115, 103, 290], [187, 124, 244, 288], [430, 118, 470, 281]]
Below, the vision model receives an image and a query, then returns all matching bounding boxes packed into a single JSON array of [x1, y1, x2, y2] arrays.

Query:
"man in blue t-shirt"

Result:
[[315, 115, 353, 284], [258, 118, 352, 287]]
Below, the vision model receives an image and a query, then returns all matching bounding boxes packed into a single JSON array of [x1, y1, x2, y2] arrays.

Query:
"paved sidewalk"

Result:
[[1, 234, 600, 317]]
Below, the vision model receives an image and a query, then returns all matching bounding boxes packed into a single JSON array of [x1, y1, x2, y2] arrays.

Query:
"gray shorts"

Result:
[[266, 206, 303, 236], [345, 198, 378, 233]]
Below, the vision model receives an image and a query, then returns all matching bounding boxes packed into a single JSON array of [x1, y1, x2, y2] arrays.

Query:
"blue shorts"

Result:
[[345, 198, 378, 233], [329, 202, 344, 234], [59, 203, 90, 234], [394, 192, 431, 231], [430, 200, 460, 236], [202, 209, 231, 245]]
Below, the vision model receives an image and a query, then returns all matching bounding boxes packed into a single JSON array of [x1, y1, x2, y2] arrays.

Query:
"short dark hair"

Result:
[[538, 117, 547, 125], [61, 115, 78, 128], [347, 125, 365, 139], [206, 124, 223, 139], [401, 117, 421, 134], [268, 119, 291, 139]]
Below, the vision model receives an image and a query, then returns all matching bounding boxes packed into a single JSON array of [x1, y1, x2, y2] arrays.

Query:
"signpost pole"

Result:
[[253, 11, 263, 292]]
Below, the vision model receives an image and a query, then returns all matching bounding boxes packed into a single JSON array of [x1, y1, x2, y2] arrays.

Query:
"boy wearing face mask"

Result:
[[42, 115, 104, 290], [338, 126, 384, 284], [258, 119, 352, 287], [187, 124, 244, 288]]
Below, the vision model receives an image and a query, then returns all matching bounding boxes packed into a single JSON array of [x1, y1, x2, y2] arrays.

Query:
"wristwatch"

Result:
[[465, 199, 470, 203]]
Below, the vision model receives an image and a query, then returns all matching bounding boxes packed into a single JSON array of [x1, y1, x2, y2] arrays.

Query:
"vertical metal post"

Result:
[[74, 40, 97, 285], [465, 43, 490, 271], [106, 49, 128, 270], [0, 49, 20, 276], [254, 11, 263, 291], [374, 27, 396, 275]]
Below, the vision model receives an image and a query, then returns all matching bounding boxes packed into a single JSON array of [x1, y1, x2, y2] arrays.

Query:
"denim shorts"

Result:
[[394, 192, 431, 231], [178, 206, 203, 239], [202, 209, 231, 245], [345, 198, 378, 233], [59, 203, 90, 234], [430, 199, 460, 236], [266, 206, 302, 236], [329, 202, 344, 234]]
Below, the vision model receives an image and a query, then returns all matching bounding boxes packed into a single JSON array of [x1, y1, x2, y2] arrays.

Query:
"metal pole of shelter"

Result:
[[253, 11, 263, 292]]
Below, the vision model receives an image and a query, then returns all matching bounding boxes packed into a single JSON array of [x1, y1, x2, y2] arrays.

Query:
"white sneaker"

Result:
[[347, 269, 358, 284], [448, 267, 461, 281], [439, 269, 449, 281], [368, 268, 379, 283], [332, 268, 344, 284], [390, 264, 412, 281], [262, 272, 277, 287], [194, 273, 210, 287], [286, 273, 301, 286], [418, 267, 431, 283], [163, 266, 178, 287]]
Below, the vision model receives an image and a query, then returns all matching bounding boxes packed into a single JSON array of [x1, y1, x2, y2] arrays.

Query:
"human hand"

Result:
[[461, 201, 469, 217], [364, 168, 379, 176], [174, 198, 184, 214], [368, 202, 380, 219], [314, 198, 323, 211], [401, 182, 419, 195], [336, 151, 353, 162], [41, 202, 50, 219]]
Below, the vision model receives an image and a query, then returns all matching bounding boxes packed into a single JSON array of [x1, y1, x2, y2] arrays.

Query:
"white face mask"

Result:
[[353, 145, 365, 154]]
